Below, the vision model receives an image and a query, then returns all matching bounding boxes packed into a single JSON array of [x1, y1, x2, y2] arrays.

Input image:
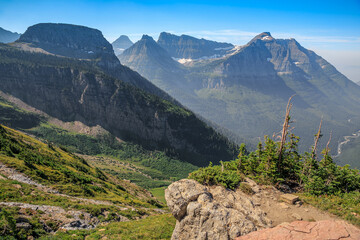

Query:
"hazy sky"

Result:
[[1, 0, 359, 82]]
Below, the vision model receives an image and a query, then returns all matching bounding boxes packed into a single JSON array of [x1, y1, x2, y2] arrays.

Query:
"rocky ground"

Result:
[[245, 178, 339, 225], [165, 179, 359, 240]]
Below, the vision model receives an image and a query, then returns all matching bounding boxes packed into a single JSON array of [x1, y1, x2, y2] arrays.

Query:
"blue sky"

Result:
[[1, 0, 359, 82]]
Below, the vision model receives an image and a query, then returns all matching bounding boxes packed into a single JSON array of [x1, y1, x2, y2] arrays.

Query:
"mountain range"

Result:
[[119, 31, 360, 164], [0, 23, 237, 168], [0, 27, 21, 43]]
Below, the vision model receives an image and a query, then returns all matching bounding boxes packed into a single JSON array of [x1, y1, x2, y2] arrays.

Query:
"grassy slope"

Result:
[[0, 124, 156, 207], [39, 214, 176, 240]]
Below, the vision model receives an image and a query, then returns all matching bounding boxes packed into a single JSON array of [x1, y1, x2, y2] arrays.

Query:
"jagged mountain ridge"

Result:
[[14, 23, 176, 104], [112, 35, 133, 55], [119, 32, 360, 157], [0, 27, 21, 43], [157, 32, 234, 59], [119, 35, 189, 93]]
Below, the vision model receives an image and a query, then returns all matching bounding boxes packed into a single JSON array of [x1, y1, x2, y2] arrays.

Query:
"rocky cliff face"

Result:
[[0, 44, 236, 166], [112, 35, 133, 55], [18, 23, 113, 60], [15, 23, 175, 103], [165, 179, 271, 239], [157, 32, 234, 59], [0, 27, 20, 43]]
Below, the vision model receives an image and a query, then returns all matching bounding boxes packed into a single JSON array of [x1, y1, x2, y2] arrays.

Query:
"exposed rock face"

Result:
[[0, 27, 21, 43], [157, 32, 234, 59], [16, 23, 175, 103], [165, 179, 271, 240], [18, 23, 113, 60], [235, 220, 360, 240], [119, 35, 188, 95], [112, 35, 133, 55]]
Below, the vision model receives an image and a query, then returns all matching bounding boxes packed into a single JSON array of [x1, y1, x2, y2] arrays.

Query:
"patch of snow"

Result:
[[321, 65, 326, 69], [88, 51, 94, 54], [172, 57, 193, 64], [304, 75, 312, 80], [262, 36, 272, 41], [267, 58, 272, 62], [214, 46, 233, 51], [293, 62, 300, 65]]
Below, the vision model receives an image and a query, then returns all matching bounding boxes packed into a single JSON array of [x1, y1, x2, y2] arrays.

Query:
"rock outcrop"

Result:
[[157, 32, 234, 59], [165, 179, 271, 240], [235, 220, 360, 240]]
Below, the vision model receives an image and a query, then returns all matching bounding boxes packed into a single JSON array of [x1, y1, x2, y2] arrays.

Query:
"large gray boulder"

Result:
[[165, 179, 272, 240]]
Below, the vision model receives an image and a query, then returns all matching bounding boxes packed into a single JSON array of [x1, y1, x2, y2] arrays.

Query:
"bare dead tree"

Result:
[[278, 95, 295, 165], [311, 117, 323, 160], [325, 131, 332, 155]]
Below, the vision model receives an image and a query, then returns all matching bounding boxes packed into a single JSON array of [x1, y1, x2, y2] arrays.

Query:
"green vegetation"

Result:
[[0, 124, 157, 207], [0, 96, 43, 129], [0, 207, 47, 240], [150, 187, 167, 204], [190, 134, 360, 193], [38, 214, 176, 240], [27, 123, 198, 188], [300, 192, 360, 226]]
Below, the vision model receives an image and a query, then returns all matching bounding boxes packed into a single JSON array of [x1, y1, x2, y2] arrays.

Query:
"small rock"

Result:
[[279, 202, 289, 209], [16, 222, 32, 230], [279, 194, 299, 204], [98, 228, 106, 232], [12, 184, 22, 189], [291, 213, 302, 220], [278, 183, 291, 193], [304, 208, 309, 212]]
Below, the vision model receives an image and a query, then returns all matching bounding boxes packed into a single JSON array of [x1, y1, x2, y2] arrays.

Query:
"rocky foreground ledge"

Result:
[[165, 179, 271, 240], [165, 179, 360, 240]]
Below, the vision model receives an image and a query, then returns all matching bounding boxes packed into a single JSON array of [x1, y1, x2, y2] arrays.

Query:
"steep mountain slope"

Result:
[[357, 81, 360, 86], [0, 123, 167, 238], [0, 27, 20, 43], [0, 42, 236, 166], [13, 23, 175, 103], [157, 32, 234, 59], [119, 35, 187, 93], [112, 35, 133, 55], [119, 32, 360, 158]]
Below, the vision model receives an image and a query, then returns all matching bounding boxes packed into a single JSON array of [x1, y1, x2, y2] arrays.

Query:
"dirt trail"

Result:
[[0, 161, 115, 206], [246, 180, 339, 226]]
